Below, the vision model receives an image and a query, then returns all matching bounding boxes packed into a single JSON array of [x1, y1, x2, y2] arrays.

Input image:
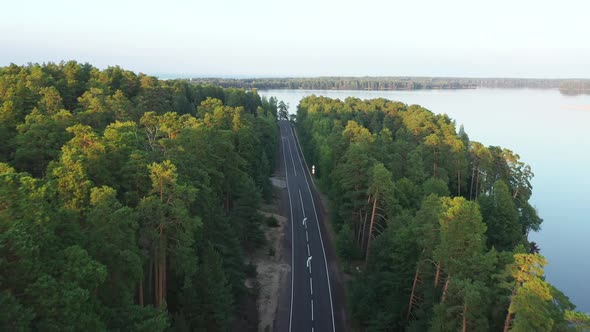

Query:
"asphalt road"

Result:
[[278, 121, 336, 332]]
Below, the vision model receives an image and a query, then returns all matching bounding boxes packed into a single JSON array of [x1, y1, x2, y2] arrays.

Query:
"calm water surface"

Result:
[[259, 88, 590, 312]]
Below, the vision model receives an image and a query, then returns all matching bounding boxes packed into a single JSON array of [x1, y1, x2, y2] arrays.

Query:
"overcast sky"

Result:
[[1, 0, 589, 78]]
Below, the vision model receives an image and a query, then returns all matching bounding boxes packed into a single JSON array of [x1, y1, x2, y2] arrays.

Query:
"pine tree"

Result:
[[479, 180, 522, 251]]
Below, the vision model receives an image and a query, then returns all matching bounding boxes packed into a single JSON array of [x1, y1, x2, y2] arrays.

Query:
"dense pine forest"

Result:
[[0, 62, 279, 331], [295, 96, 590, 331], [2, 61, 589, 332]]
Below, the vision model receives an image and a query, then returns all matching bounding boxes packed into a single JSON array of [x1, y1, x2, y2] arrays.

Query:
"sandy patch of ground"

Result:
[[270, 176, 286, 189], [255, 212, 289, 332], [247, 182, 290, 332]]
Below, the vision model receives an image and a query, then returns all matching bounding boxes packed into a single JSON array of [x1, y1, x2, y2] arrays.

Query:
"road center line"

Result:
[[298, 189, 306, 218]]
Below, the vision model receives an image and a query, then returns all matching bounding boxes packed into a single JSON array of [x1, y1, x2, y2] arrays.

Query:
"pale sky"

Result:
[[1, 0, 589, 78]]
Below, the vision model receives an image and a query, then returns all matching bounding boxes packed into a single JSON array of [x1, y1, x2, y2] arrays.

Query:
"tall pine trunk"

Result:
[[441, 276, 450, 303], [148, 258, 153, 305], [157, 228, 167, 306], [360, 210, 367, 249], [154, 251, 159, 306], [356, 212, 363, 246], [434, 261, 442, 287], [365, 193, 378, 263], [475, 166, 480, 199], [462, 302, 468, 332], [162, 234, 167, 305], [407, 266, 421, 319], [503, 287, 516, 332], [469, 166, 475, 200], [359, 194, 372, 249], [153, 227, 167, 307], [139, 280, 144, 306], [361, 207, 371, 251]]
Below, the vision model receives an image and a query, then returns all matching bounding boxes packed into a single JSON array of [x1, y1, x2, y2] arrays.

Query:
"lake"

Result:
[[259, 88, 590, 313]]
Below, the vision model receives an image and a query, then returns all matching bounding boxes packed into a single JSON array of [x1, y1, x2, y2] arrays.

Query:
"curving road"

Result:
[[275, 121, 347, 332]]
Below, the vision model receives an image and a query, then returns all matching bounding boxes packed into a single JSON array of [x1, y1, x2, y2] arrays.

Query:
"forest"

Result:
[[188, 77, 475, 91], [0, 62, 279, 331], [559, 80, 590, 95], [187, 77, 590, 91], [294, 95, 590, 331]]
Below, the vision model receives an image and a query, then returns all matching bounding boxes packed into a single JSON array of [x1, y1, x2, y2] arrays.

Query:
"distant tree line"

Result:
[[294, 95, 590, 331], [186, 77, 590, 92], [188, 77, 476, 90], [559, 80, 590, 95], [0, 61, 280, 331]]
